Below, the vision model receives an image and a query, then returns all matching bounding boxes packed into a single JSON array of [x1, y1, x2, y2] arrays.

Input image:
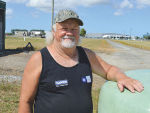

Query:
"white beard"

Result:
[[61, 36, 76, 48]]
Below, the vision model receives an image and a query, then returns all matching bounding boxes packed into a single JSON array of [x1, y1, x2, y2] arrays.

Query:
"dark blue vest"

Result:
[[34, 46, 93, 113]]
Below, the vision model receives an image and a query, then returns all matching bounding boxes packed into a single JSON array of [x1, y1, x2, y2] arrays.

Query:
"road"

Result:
[[99, 39, 150, 71]]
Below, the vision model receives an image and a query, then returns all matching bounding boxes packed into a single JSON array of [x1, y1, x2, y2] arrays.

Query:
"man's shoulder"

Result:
[[78, 46, 95, 60], [29, 51, 42, 64], [78, 46, 94, 54], [32, 47, 46, 59]]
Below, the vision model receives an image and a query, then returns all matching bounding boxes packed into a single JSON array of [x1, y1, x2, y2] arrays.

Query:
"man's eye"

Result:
[[73, 29, 77, 31], [62, 28, 67, 31]]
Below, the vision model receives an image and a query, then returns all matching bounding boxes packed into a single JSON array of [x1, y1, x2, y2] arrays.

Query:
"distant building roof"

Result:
[[85, 33, 128, 38]]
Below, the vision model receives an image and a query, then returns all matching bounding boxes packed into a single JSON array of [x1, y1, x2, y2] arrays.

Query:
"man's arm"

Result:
[[84, 48, 144, 93], [18, 51, 42, 113]]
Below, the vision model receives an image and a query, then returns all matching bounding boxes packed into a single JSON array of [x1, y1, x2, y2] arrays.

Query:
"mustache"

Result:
[[62, 36, 75, 40]]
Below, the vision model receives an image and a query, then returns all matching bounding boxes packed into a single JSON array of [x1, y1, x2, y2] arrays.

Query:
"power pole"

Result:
[[124, 31, 125, 38], [51, 0, 54, 31], [130, 28, 132, 39]]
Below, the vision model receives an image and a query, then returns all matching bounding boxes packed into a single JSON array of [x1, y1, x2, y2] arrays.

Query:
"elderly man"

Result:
[[18, 10, 144, 113]]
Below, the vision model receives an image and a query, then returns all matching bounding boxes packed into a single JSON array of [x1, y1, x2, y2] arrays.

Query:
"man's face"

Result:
[[53, 19, 80, 48]]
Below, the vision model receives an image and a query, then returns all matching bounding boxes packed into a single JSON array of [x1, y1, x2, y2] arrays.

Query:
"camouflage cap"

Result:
[[54, 10, 83, 26]]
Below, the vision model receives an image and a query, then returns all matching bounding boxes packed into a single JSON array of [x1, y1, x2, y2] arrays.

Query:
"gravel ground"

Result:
[[0, 40, 150, 90], [92, 39, 150, 90]]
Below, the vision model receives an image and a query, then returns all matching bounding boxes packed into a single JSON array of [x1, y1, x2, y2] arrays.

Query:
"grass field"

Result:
[[0, 82, 20, 113], [5, 37, 46, 51], [80, 38, 118, 53], [111, 39, 150, 51], [5, 37, 116, 52]]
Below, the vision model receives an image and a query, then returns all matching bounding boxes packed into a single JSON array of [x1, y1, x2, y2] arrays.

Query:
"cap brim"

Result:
[[56, 18, 83, 26], [74, 18, 83, 26]]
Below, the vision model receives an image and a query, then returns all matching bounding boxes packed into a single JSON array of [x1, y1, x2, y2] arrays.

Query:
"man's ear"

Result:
[[52, 27, 55, 37]]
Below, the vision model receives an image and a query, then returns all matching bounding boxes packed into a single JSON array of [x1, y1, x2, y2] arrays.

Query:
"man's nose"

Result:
[[66, 29, 74, 36]]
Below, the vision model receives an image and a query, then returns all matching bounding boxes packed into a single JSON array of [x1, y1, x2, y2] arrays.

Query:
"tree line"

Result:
[[80, 28, 86, 36], [143, 32, 150, 39]]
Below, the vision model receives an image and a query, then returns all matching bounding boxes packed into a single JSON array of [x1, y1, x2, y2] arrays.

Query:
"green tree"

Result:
[[143, 32, 150, 39], [136, 36, 140, 39], [121, 36, 124, 39], [80, 28, 86, 36]]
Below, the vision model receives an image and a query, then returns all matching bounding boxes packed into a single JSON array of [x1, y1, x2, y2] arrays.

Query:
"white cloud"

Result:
[[136, 0, 150, 9], [113, 0, 133, 16], [120, 0, 133, 9], [3, 0, 29, 3], [3, 0, 11, 2], [136, 4, 145, 9], [79, 0, 110, 7], [26, 0, 110, 12], [114, 9, 124, 16], [6, 8, 13, 19], [12, 0, 29, 4], [30, 11, 40, 18]]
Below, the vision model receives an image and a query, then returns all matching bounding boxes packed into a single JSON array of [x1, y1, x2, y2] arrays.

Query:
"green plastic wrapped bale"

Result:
[[98, 69, 150, 113]]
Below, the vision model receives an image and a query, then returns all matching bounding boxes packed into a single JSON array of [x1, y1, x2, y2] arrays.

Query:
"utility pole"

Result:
[[124, 31, 125, 38], [130, 28, 132, 39], [51, 0, 54, 31]]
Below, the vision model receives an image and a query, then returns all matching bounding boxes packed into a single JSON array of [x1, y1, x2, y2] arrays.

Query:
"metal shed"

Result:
[[0, 0, 6, 51]]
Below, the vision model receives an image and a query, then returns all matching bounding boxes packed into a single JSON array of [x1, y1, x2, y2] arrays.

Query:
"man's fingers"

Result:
[[125, 83, 135, 93], [117, 76, 144, 93], [121, 79, 144, 93], [134, 80, 144, 89], [132, 80, 144, 92], [117, 84, 124, 92]]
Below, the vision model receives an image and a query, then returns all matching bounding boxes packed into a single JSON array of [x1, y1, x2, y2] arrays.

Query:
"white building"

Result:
[[30, 31, 43, 36], [85, 33, 130, 39], [14, 31, 28, 36]]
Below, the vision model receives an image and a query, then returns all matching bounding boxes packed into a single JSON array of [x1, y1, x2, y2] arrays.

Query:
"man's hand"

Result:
[[117, 76, 144, 93]]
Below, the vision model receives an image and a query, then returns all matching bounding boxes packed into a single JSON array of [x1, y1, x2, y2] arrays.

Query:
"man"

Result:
[[18, 10, 144, 113]]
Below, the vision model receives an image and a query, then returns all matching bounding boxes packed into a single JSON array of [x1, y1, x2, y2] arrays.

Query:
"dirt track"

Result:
[[92, 40, 150, 89], [0, 40, 150, 90]]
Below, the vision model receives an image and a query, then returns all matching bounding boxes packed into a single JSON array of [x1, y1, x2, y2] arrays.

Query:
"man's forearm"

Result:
[[106, 66, 126, 81], [18, 102, 33, 113]]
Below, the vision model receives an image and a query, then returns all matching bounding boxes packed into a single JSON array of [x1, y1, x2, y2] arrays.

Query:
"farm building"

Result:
[[11, 29, 45, 36], [14, 30, 28, 36], [85, 33, 130, 39], [11, 29, 28, 36], [0, 0, 6, 51], [30, 30, 44, 36]]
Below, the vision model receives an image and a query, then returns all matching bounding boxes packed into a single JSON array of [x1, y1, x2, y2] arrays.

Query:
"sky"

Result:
[[3, 0, 150, 37]]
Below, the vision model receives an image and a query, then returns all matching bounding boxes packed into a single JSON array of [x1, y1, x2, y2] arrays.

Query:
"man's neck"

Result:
[[49, 43, 77, 59]]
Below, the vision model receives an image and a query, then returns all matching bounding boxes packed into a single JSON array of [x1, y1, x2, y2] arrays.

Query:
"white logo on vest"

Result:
[[55, 79, 68, 87], [82, 76, 91, 83]]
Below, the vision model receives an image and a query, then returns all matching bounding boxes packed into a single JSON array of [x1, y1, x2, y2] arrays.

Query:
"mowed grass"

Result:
[[2, 37, 114, 112], [5, 37, 46, 50], [112, 39, 150, 51], [92, 89, 101, 113], [5, 37, 116, 52], [80, 38, 117, 53], [0, 82, 21, 113]]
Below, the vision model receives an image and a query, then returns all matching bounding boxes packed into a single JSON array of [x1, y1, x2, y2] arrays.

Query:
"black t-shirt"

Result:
[[34, 46, 93, 113]]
